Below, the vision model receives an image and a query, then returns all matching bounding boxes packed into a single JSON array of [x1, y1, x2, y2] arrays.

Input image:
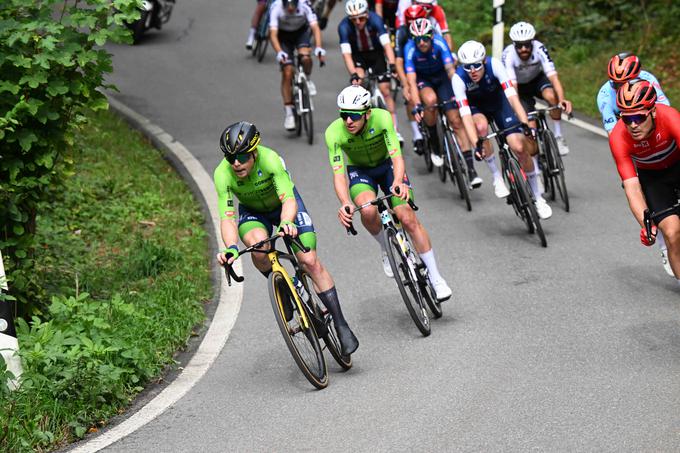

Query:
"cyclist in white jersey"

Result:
[[502, 22, 572, 156], [270, 0, 326, 131]]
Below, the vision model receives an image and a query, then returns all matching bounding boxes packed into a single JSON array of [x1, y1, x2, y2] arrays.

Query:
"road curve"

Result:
[[96, 1, 680, 451]]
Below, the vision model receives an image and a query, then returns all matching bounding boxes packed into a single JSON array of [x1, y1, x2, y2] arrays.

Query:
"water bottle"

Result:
[[292, 276, 310, 304]]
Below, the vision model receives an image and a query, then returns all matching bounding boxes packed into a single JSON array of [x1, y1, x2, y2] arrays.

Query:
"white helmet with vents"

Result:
[[337, 86, 371, 110], [457, 40, 486, 65], [509, 21, 536, 42], [345, 0, 369, 16]]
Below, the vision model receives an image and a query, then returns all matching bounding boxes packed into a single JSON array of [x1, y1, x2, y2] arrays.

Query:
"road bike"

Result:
[[481, 124, 547, 247], [528, 106, 571, 212], [644, 198, 680, 245], [359, 67, 390, 110], [345, 193, 442, 337], [251, 0, 272, 62], [292, 52, 322, 145], [224, 234, 351, 390]]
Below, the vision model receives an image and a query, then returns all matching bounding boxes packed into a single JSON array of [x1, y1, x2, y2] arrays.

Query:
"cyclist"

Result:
[[395, 0, 453, 51], [375, 0, 399, 32], [597, 52, 670, 134], [215, 121, 359, 356], [246, 0, 269, 51], [452, 40, 553, 220], [339, 0, 403, 145], [326, 86, 452, 301], [270, 0, 326, 131], [598, 52, 672, 276], [608, 80, 680, 282], [502, 21, 573, 156], [405, 19, 481, 187]]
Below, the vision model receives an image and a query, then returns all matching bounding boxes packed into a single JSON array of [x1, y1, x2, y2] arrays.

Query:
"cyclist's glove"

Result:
[[474, 138, 485, 161], [314, 47, 326, 58], [350, 72, 361, 84], [411, 103, 424, 116], [521, 122, 537, 139], [640, 225, 657, 247], [276, 51, 289, 63], [223, 245, 239, 262], [389, 63, 397, 75], [276, 220, 296, 235]]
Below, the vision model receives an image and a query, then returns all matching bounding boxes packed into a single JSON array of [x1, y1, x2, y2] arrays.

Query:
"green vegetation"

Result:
[[442, 0, 679, 118], [0, 109, 210, 452]]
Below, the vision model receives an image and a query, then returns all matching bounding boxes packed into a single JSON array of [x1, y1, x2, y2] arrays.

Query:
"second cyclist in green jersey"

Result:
[[326, 85, 452, 301]]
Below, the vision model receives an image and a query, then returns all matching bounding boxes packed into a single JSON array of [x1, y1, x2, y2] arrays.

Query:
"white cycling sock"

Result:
[[553, 119, 562, 137], [419, 249, 443, 283], [410, 121, 422, 140], [485, 155, 501, 179], [392, 113, 400, 135], [532, 155, 539, 173], [372, 232, 387, 252], [284, 105, 294, 115], [657, 233, 668, 252], [527, 169, 543, 198], [247, 28, 256, 40]]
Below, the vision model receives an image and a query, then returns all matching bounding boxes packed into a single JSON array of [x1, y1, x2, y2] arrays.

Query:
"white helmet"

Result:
[[345, 0, 369, 16], [509, 21, 536, 42], [457, 40, 486, 65], [337, 85, 371, 111], [414, 0, 436, 5]]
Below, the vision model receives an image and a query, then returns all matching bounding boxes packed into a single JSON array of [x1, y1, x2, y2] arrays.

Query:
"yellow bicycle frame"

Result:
[[268, 250, 312, 330]]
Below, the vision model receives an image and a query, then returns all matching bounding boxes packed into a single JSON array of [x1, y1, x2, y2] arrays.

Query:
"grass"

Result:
[[0, 108, 211, 452]]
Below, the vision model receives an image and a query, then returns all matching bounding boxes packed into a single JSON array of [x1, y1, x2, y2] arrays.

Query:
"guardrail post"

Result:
[[492, 0, 505, 59], [0, 250, 22, 390]]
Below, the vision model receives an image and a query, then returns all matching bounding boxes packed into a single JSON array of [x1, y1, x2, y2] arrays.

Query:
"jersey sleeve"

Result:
[[301, 1, 318, 25], [452, 73, 471, 116], [404, 40, 416, 73], [491, 57, 518, 98], [431, 6, 449, 33], [501, 45, 517, 83], [645, 72, 671, 106], [596, 83, 618, 132], [325, 123, 347, 175], [378, 110, 402, 158], [214, 162, 237, 220], [369, 12, 390, 46], [608, 124, 638, 181], [338, 19, 353, 54], [261, 149, 295, 203], [535, 41, 557, 77], [434, 35, 453, 66], [269, 1, 281, 29]]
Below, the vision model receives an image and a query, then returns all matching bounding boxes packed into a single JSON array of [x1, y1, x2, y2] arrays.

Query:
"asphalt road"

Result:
[[101, 1, 680, 451]]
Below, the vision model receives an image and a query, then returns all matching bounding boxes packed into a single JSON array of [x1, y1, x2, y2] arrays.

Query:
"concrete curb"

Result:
[[69, 97, 244, 452]]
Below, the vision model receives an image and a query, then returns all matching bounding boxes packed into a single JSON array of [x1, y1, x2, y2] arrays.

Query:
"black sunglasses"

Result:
[[621, 112, 651, 125], [514, 41, 532, 50], [226, 152, 253, 164], [340, 110, 367, 121]]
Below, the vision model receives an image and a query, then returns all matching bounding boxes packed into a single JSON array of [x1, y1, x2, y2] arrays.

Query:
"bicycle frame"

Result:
[[293, 56, 313, 115]]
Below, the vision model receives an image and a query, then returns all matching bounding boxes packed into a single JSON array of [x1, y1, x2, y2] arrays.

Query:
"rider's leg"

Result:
[[542, 86, 570, 155], [657, 215, 680, 279], [241, 225, 272, 275], [298, 46, 312, 76], [379, 81, 398, 133], [419, 86, 439, 153], [473, 114, 498, 176], [446, 107, 479, 182], [246, 1, 267, 48], [281, 63, 295, 129]]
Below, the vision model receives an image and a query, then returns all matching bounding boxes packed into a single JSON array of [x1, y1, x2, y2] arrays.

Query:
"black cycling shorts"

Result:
[[278, 27, 312, 66], [518, 72, 554, 114], [638, 160, 680, 223], [353, 49, 389, 83]]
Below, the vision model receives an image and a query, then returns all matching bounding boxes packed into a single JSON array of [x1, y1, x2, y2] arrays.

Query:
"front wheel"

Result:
[[383, 228, 431, 336], [300, 81, 314, 145], [445, 129, 472, 211], [543, 129, 570, 212], [268, 272, 328, 389], [509, 158, 547, 247], [420, 126, 434, 173]]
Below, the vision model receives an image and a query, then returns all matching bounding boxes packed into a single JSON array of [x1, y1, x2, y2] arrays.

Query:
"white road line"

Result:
[[536, 100, 609, 138], [69, 97, 244, 452]]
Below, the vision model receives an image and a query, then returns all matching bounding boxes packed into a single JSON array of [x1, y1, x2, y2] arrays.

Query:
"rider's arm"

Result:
[[338, 20, 358, 75], [375, 0, 383, 17], [536, 42, 565, 104], [220, 218, 240, 253], [215, 165, 240, 249], [501, 45, 518, 88], [304, 3, 322, 49], [403, 41, 419, 102], [326, 128, 352, 206], [597, 83, 618, 133], [609, 126, 646, 226], [643, 71, 670, 106], [431, 6, 452, 50], [452, 73, 479, 144], [491, 57, 529, 123], [372, 13, 395, 66], [269, 3, 282, 53], [622, 178, 648, 228]]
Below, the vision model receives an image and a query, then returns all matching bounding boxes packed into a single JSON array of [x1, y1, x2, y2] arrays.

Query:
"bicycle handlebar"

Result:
[[644, 203, 680, 242], [344, 189, 418, 236], [527, 105, 574, 121], [479, 124, 525, 142]]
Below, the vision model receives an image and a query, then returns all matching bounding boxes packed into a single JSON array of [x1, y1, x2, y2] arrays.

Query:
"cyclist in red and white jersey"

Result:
[[609, 79, 680, 281], [395, 0, 452, 50]]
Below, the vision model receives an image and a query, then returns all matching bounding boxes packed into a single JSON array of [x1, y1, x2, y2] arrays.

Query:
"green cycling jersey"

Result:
[[214, 145, 295, 219], [325, 108, 401, 174]]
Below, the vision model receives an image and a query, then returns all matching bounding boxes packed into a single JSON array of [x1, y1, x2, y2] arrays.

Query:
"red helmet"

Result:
[[616, 79, 657, 113], [607, 52, 641, 83], [404, 5, 428, 26]]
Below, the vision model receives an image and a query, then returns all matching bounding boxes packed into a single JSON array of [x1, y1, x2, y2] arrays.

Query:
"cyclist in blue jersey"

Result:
[[404, 19, 481, 186], [597, 52, 670, 134], [451, 40, 552, 220], [597, 52, 673, 277], [340, 0, 403, 144]]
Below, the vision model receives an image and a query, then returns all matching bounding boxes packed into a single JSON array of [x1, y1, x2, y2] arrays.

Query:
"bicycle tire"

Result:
[[375, 94, 387, 110], [301, 81, 314, 145], [543, 129, 570, 212], [268, 272, 328, 389], [294, 82, 303, 137], [402, 229, 443, 319], [446, 129, 472, 211], [420, 126, 434, 173], [256, 37, 269, 62], [251, 37, 260, 57], [383, 227, 431, 336], [299, 272, 352, 370], [510, 158, 547, 247], [505, 157, 534, 234]]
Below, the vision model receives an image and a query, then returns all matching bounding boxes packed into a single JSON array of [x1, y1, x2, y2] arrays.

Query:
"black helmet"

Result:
[[219, 121, 260, 157]]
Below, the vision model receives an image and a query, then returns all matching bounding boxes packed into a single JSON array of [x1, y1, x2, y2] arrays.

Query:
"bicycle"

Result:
[[345, 192, 442, 337], [528, 106, 571, 212], [480, 124, 547, 247], [644, 200, 680, 244], [428, 101, 472, 212], [292, 51, 322, 145], [359, 67, 390, 110], [224, 234, 351, 390], [251, 0, 272, 63]]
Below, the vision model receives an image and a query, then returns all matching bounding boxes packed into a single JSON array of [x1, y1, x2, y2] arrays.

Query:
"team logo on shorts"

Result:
[[297, 212, 312, 226]]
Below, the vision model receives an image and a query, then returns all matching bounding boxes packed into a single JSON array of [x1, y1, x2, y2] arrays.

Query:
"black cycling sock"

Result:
[[317, 286, 348, 328], [463, 150, 475, 171]]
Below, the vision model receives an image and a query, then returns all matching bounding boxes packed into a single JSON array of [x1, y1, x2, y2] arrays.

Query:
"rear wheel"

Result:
[[256, 36, 269, 62], [268, 272, 328, 389], [383, 228, 431, 336], [301, 81, 314, 145], [509, 158, 547, 247], [543, 129, 570, 212], [420, 126, 434, 173]]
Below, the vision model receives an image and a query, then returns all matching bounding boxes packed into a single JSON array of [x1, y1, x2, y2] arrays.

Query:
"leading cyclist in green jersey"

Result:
[[214, 121, 359, 356], [325, 86, 452, 301]]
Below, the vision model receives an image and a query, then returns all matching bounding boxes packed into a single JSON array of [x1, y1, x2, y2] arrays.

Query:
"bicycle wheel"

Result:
[[420, 127, 434, 173], [445, 129, 472, 211], [300, 81, 314, 145], [543, 129, 570, 212], [383, 227, 431, 336], [256, 36, 269, 62], [509, 158, 547, 247], [268, 272, 328, 389], [299, 273, 352, 370]]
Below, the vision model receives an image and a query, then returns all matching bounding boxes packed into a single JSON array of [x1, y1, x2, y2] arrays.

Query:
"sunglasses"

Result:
[[226, 152, 253, 165], [621, 112, 651, 125], [463, 62, 484, 72], [514, 41, 532, 50], [414, 35, 432, 43], [351, 15, 368, 23], [340, 110, 367, 121]]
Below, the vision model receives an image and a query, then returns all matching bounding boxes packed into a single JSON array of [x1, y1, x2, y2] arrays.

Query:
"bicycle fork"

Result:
[[269, 252, 311, 331]]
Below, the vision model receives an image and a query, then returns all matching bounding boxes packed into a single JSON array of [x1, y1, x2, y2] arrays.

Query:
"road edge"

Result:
[[68, 97, 244, 452]]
